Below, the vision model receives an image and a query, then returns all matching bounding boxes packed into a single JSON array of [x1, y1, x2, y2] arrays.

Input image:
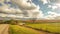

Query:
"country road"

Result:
[[0, 24, 9, 34]]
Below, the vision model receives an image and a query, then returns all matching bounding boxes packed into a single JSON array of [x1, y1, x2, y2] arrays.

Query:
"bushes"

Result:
[[2, 19, 23, 24]]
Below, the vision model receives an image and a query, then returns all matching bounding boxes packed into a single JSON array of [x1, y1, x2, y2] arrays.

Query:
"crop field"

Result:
[[9, 23, 60, 34], [26, 23, 60, 34], [9, 25, 46, 34]]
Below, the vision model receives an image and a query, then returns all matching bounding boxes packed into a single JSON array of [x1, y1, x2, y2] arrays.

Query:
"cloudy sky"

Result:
[[0, 0, 60, 20]]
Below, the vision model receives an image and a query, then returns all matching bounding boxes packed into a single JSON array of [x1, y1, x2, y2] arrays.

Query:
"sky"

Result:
[[0, 0, 60, 20]]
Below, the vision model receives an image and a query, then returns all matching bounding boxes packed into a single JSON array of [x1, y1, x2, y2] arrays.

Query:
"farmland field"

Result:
[[9, 23, 60, 34], [26, 23, 60, 34], [9, 25, 48, 34]]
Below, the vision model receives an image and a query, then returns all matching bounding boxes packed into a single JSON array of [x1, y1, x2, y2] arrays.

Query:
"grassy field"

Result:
[[9, 25, 45, 34], [26, 23, 60, 33], [9, 23, 60, 34]]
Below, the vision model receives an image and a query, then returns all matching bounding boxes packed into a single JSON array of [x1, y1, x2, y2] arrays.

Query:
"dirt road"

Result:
[[0, 24, 9, 34]]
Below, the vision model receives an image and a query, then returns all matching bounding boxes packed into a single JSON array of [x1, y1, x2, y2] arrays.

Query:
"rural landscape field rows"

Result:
[[9, 25, 50, 34], [0, 23, 60, 34], [0, 24, 49, 34], [26, 23, 60, 34], [9, 23, 60, 34]]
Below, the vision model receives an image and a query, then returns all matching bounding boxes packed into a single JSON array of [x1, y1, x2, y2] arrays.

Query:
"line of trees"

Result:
[[0, 19, 23, 24]]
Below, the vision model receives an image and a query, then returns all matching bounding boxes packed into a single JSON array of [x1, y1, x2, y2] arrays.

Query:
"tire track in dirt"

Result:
[[0, 24, 9, 34]]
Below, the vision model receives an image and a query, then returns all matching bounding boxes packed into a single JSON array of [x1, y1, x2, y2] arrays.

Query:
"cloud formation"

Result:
[[44, 11, 60, 20], [0, 8, 22, 14], [39, 0, 60, 19], [48, 5, 58, 10], [10, 0, 44, 19], [11, 0, 37, 10], [0, 0, 60, 20], [0, 0, 44, 20], [39, 0, 50, 4]]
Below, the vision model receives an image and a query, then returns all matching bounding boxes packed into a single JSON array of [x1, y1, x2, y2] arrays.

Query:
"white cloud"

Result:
[[11, 0, 37, 10], [52, 6, 58, 10], [2, 0, 60, 20], [0, 1, 24, 19], [0, 0, 44, 20], [39, 0, 51, 4], [48, 5, 58, 10], [48, 11, 58, 17], [0, 13, 7, 17], [7, 14, 23, 18], [54, 16, 60, 19], [48, 5, 52, 8], [0, 13, 24, 19], [55, 3, 60, 7], [24, 5, 39, 17], [0, 7, 22, 14], [41, 0, 48, 4], [44, 11, 60, 20], [37, 11, 44, 18], [24, 5, 44, 19], [1, 0, 60, 20], [47, 0, 60, 10]]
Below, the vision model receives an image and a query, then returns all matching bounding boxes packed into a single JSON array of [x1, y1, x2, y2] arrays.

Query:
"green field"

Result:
[[26, 23, 60, 33], [9, 25, 43, 34], [9, 23, 60, 34]]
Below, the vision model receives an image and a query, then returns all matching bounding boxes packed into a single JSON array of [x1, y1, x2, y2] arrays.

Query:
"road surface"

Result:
[[0, 24, 9, 34]]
